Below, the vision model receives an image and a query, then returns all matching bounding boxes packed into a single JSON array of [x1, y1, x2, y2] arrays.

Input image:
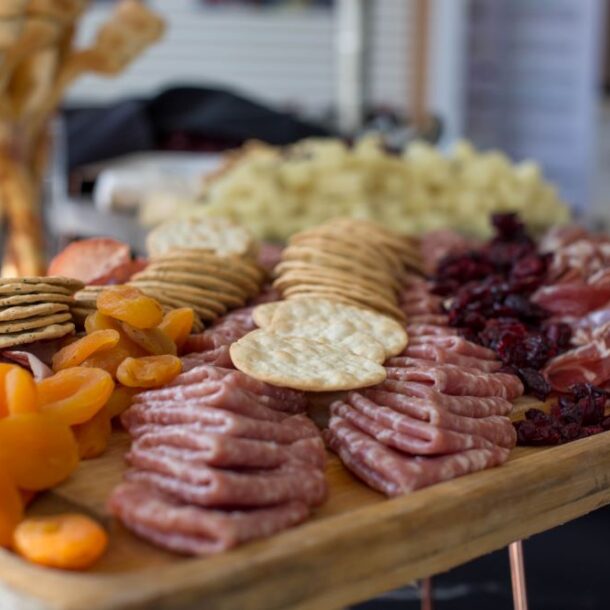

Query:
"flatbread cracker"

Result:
[[131, 270, 247, 299], [129, 280, 242, 309], [0, 322, 74, 348], [0, 312, 72, 333], [0, 293, 74, 307], [0, 276, 84, 290], [230, 330, 386, 391], [0, 302, 69, 322], [0, 282, 73, 296]]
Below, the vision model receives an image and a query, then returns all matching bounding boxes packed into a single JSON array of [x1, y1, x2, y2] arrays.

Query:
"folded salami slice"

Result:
[[385, 363, 524, 400], [124, 461, 327, 507], [122, 409, 319, 444], [399, 295, 443, 315], [396, 345, 502, 372], [405, 324, 457, 337], [325, 417, 510, 496], [406, 314, 449, 326], [133, 382, 288, 422], [108, 483, 310, 555], [132, 434, 326, 470], [181, 346, 233, 370], [350, 391, 516, 448], [377, 380, 513, 417], [330, 401, 498, 454], [405, 335, 497, 360]]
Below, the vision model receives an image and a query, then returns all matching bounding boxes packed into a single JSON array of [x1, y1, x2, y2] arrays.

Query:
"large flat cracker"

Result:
[[0, 293, 74, 307], [0, 276, 84, 290], [263, 297, 407, 357], [0, 312, 72, 333], [230, 330, 386, 391], [0, 282, 73, 296]]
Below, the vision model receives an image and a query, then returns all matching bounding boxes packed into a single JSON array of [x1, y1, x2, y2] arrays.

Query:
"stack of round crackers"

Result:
[[275, 218, 423, 321], [0, 277, 83, 348], [127, 249, 265, 330], [231, 297, 408, 392]]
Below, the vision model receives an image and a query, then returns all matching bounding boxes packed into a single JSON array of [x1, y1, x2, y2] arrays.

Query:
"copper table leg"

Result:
[[420, 576, 433, 610], [509, 540, 528, 610]]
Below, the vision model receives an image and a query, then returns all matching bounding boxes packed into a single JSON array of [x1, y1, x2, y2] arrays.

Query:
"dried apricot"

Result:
[[72, 407, 111, 460], [5, 367, 38, 415], [38, 367, 114, 426], [97, 286, 163, 329], [0, 363, 20, 417], [158, 308, 194, 348], [0, 470, 23, 547], [80, 345, 131, 378], [52, 330, 120, 371], [0, 413, 79, 490], [13, 513, 108, 570], [105, 386, 137, 419], [120, 322, 177, 356], [84, 311, 146, 358], [116, 355, 182, 388], [20, 490, 37, 507]]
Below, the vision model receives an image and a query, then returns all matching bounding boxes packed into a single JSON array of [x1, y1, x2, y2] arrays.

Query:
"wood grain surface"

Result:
[[1, 397, 610, 610]]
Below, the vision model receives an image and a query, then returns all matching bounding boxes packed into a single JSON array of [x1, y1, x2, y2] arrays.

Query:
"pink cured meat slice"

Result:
[[532, 281, 610, 317], [405, 336, 497, 360], [352, 391, 516, 448], [324, 417, 510, 496], [122, 408, 319, 444], [181, 346, 233, 370], [124, 461, 327, 507], [405, 324, 457, 337], [183, 310, 257, 353], [132, 434, 326, 470], [399, 295, 443, 315], [108, 482, 309, 555], [405, 314, 449, 326], [133, 382, 288, 422], [397, 345, 501, 372], [330, 401, 497, 454], [378, 380, 513, 417], [543, 326, 610, 392], [385, 363, 523, 400]]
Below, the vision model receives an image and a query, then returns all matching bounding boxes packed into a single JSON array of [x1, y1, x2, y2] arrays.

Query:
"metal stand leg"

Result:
[[420, 576, 433, 610], [509, 541, 528, 610]]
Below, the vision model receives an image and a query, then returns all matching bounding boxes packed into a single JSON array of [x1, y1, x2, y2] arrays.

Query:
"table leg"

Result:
[[420, 576, 433, 610], [509, 540, 528, 610]]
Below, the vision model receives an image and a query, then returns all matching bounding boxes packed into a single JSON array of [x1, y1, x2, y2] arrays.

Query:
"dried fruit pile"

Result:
[[0, 286, 193, 568], [432, 213, 572, 400], [515, 384, 610, 445]]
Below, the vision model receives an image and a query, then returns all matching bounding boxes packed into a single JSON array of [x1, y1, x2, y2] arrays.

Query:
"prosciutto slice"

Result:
[[405, 324, 457, 337], [385, 363, 524, 400], [543, 323, 610, 392], [108, 483, 309, 555], [404, 336, 497, 360], [532, 281, 610, 317], [324, 417, 510, 496]]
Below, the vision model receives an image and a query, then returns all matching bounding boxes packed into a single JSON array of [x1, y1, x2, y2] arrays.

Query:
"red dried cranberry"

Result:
[[491, 212, 529, 240], [543, 323, 572, 351], [602, 416, 610, 430], [515, 420, 562, 445], [503, 294, 548, 322], [578, 425, 605, 438], [560, 422, 582, 442], [524, 408, 550, 425], [516, 368, 551, 400]]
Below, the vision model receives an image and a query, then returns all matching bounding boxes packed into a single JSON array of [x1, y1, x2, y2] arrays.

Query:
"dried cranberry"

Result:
[[543, 323, 572, 351], [524, 408, 550, 425], [602, 416, 610, 430], [578, 425, 605, 438], [515, 420, 562, 445], [511, 254, 549, 280], [491, 212, 529, 240], [503, 294, 548, 322], [516, 368, 551, 400], [560, 422, 581, 442]]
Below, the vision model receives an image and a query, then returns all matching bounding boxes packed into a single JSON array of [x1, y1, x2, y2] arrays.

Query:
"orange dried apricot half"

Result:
[[120, 322, 176, 356], [104, 386, 137, 419], [0, 413, 79, 490], [72, 407, 112, 460], [38, 367, 114, 426], [13, 514, 108, 570], [5, 367, 38, 415], [52, 330, 120, 371], [0, 470, 23, 548], [158, 308, 194, 349], [116, 355, 182, 388], [97, 286, 163, 329]]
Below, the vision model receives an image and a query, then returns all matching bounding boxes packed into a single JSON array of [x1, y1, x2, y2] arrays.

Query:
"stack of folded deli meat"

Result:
[[324, 275, 523, 496], [109, 308, 327, 555]]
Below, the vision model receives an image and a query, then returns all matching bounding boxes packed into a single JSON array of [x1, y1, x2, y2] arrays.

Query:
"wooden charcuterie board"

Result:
[[2, 397, 610, 610]]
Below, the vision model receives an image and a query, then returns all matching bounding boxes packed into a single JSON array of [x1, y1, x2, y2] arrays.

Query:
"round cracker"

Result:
[[158, 249, 266, 283], [131, 270, 247, 300], [252, 302, 282, 328], [146, 217, 255, 258], [0, 302, 69, 322], [128, 280, 229, 313], [230, 329, 386, 392], [145, 260, 260, 295], [0, 282, 73, 296], [0, 293, 74, 307], [0, 276, 84, 290], [0, 312, 72, 333], [0, 322, 75, 349], [270, 297, 407, 356]]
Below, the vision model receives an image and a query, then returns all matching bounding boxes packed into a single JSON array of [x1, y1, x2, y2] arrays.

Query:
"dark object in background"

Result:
[[63, 86, 331, 171]]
